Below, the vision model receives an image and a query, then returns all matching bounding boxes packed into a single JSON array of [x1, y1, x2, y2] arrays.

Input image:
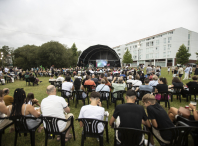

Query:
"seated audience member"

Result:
[[91, 74, 98, 85], [135, 78, 153, 93], [131, 75, 142, 86], [29, 73, 40, 85], [168, 77, 183, 90], [168, 104, 198, 122], [103, 77, 112, 89], [25, 93, 40, 107], [149, 75, 159, 87], [78, 92, 105, 134], [82, 75, 89, 86], [127, 72, 133, 80], [62, 76, 73, 96], [49, 75, 56, 81], [109, 90, 151, 145], [8, 88, 42, 130], [3, 88, 14, 106], [142, 94, 174, 144], [56, 74, 65, 82], [126, 75, 133, 83], [72, 78, 87, 99], [155, 77, 169, 101], [41, 85, 73, 141], [96, 79, 110, 99], [84, 75, 96, 88], [120, 71, 126, 78], [149, 72, 154, 81], [107, 73, 112, 81]]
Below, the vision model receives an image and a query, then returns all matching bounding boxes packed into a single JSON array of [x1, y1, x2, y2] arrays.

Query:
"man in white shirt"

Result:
[[131, 75, 142, 86], [56, 74, 65, 82], [41, 85, 73, 141], [62, 76, 73, 96], [78, 92, 105, 133], [183, 65, 190, 80], [189, 65, 192, 79], [126, 75, 134, 83], [4, 67, 9, 73]]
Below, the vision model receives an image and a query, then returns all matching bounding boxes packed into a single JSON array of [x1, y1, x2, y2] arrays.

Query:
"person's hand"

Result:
[[189, 103, 196, 110], [97, 101, 101, 107], [113, 77, 116, 80]]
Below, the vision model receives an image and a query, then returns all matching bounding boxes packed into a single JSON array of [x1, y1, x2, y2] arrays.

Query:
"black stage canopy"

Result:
[[77, 45, 121, 67]]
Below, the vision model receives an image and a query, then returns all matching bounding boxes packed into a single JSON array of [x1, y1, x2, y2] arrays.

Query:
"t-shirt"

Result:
[[41, 95, 68, 131], [56, 76, 64, 82], [91, 78, 98, 84], [149, 80, 158, 87], [184, 67, 190, 73], [172, 82, 183, 88], [156, 84, 168, 92], [112, 83, 126, 98], [147, 103, 174, 141], [3, 95, 14, 106], [131, 80, 142, 86], [78, 105, 105, 133], [173, 70, 177, 74], [186, 81, 198, 92], [178, 68, 183, 74], [62, 82, 73, 95], [146, 67, 152, 74], [113, 103, 147, 129], [84, 80, 96, 87], [139, 85, 153, 93], [96, 84, 110, 92]]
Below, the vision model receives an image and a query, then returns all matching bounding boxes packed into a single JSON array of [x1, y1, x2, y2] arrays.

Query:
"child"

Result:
[[25, 93, 40, 107], [168, 67, 170, 74]]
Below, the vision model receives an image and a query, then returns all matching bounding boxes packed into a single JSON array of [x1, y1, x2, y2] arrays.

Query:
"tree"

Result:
[[176, 44, 191, 65], [122, 49, 133, 64], [196, 52, 198, 64], [71, 43, 78, 56]]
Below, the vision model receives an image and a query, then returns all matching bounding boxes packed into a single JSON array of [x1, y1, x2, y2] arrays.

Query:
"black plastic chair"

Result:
[[99, 91, 111, 109], [4, 76, 11, 83], [55, 81, 62, 91], [176, 115, 198, 146], [126, 83, 132, 90], [42, 116, 75, 146], [112, 90, 126, 108], [9, 115, 42, 146], [157, 92, 170, 109], [76, 118, 109, 146], [169, 87, 183, 102], [61, 90, 73, 106], [186, 86, 198, 102], [73, 90, 88, 108], [84, 85, 95, 96], [49, 80, 56, 85], [114, 127, 150, 146], [0, 117, 13, 146], [151, 123, 198, 146], [138, 90, 152, 100]]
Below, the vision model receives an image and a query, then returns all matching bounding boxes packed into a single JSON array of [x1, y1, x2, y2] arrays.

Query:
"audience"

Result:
[[155, 77, 169, 101], [41, 85, 73, 141], [109, 90, 151, 145], [72, 78, 87, 99], [149, 75, 159, 87], [56, 74, 65, 82], [25, 93, 40, 107], [131, 75, 142, 86], [62, 76, 73, 96], [84, 75, 96, 88], [91, 74, 98, 85], [135, 78, 153, 93], [3, 88, 14, 106], [96, 79, 110, 99], [126, 75, 133, 83], [168, 77, 183, 90]]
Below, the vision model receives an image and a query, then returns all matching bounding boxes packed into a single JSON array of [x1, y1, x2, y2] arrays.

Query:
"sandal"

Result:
[[65, 134, 72, 142], [57, 135, 61, 141], [37, 126, 44, 133]]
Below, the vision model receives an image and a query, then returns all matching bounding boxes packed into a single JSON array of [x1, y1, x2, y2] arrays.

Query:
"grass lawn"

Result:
[[1, 67, 196, 146]]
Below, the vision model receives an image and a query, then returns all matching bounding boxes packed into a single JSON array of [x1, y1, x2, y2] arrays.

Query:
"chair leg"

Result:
[[30, 131, 35, 146], [99, 135, 103, 146], [75, 99, 77, 108], [68, 98, 70, 106], [0, 132, 2, 146], [107, 100, 109, 109], [61, 134, 65, 146], [14, 132, 18, 146], [168, 101, 170, 109], [171, 94, 173, 102], [45, 133, 48, 146], [81, 133, 84, 146]]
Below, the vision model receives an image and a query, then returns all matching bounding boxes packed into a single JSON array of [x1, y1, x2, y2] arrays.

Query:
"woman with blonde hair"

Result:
[[149, 75, 159, 87]]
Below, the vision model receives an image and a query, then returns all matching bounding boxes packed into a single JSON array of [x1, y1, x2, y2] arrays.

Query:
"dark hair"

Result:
[[65, 76, 71, 82], [11, 88, 26, 116], [172, 77, 181, 84], [90, 91, 100, 99], [107, 73, 111, 77], [25, 93, 34, 104], [4, 89, 9, 94], [74, 78, 81, 90], [192, 75, 197, 80], [100, 73, 104, 78], [159, 77, 167, 85], [135, 75, 140, 80], [144, 78, 150, 84], [0, 90, 4, 97], [126, 90, 136, 97]]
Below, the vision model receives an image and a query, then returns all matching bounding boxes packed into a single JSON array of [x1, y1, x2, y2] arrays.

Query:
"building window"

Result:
[[155, 53, 159, 58], [146, 54, 149, 59], [125, 47, 128, 50], [150, 41, 154, 46], [146, 42, 149, 47], [188, 34, 190, 39], [149, 54, 153, 59], [163, 52, 166, 57], [150, 47, 153, 53], [164, 45, 166, 51], [187, 47, 189, 51], [139, 55, 142, 59], [188, 40, 190, 46], [146, 48, 149, 53], [164, 38, 166, 44], [168, 37, 172, 43], [156, 47, 159, 52]]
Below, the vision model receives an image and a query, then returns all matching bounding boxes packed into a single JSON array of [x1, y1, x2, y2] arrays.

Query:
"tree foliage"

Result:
[[176, 44, 191, 65], [196, 52, 198, 65], [71, 43, 78, 56], [122, 49, 133, 64]]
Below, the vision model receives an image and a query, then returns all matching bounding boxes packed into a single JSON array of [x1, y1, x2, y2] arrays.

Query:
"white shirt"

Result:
[[41, 95, 68, 131], [56, 77, 64, 82], [149, 80, 159, 86], [78, 105, 105, 133], [62, 82, 73, 95], [5, 68, 9, 73], [130, 80, 142, 86]]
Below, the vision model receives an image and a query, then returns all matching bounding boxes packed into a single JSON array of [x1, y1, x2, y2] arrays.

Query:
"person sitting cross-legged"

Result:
[[142, 94, 175, 145], [109, 90, 151, 145], [41, 85, 74, 142]]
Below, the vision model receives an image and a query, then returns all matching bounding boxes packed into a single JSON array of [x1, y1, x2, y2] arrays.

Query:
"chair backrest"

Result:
[[158, 92, 169, 101], [114, 127, 150, 146], [84, 85, 94, 92], [112, 90, 126, 99], [171, 87, 183, 93], [126, 83, 132, 90], [177, 116, 198, 127], [99, 91, 110, 100], [76, 118, 106, 136], [61, 90, 71, 98], [158, 126, 198, 146], [73, 90, 84, 99], [139, 91, 151, 100], [42, 116, 72, 134], [152, 86, 156, 92], [189, 86, 198, 95]]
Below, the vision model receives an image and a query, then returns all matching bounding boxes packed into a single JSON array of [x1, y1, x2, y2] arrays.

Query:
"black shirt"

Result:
[[113, 103, 148, 130], [186, 81, 198, 93], [147, 103, 174, 141], [172, 82, 183, 88], [174, 70, 177, 74], [91, 78, 98, 84], [156, 84, 168, 92]]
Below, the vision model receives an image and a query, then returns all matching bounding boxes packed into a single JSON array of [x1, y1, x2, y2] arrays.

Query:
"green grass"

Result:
[[1, 68, 196, 146]]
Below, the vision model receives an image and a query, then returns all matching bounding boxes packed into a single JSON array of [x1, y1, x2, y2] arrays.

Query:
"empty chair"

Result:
[[73, 90, 88, 108], [99, 91, 111, 109], [61, 90, 73, 106], [112, 90, 126, 108]]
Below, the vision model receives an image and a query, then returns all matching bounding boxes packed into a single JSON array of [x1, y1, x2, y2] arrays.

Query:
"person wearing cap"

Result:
[[3, 88, 14, 106], [109, 90, 151, 145], [78, 91, 105, 133]]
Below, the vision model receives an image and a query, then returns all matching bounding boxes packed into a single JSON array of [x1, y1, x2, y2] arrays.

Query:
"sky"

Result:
[[0, 0, 198, 51]]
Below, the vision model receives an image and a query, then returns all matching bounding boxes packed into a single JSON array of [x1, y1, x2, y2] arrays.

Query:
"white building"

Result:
[[113, 27, 198, 67]]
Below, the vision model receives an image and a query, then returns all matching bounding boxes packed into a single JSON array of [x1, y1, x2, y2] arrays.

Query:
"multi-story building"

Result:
[[113, 27, 198, 67]]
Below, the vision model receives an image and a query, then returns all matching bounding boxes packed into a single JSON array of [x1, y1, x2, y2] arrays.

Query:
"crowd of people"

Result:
[[0, 64, 198, 145]]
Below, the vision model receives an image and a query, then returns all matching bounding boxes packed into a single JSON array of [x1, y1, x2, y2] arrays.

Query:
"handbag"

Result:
[[178, 107, 191, 119]]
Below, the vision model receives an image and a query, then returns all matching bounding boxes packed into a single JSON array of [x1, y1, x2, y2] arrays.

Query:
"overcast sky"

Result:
[[0, 0, 198, 51]]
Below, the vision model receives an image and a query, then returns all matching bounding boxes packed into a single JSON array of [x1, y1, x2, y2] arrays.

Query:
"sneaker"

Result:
[[144, 139, 154, 146]]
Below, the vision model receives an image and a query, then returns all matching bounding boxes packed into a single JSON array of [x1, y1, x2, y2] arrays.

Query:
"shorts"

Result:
[[179, 74, 183, 77], [60, 113, 74, 132]]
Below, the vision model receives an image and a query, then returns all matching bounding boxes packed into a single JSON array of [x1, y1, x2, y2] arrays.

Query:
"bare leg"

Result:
[[168, 107, 178, 122]]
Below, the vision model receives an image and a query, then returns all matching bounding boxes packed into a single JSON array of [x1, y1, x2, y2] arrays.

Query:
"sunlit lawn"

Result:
[[1, 67, 196, 146]]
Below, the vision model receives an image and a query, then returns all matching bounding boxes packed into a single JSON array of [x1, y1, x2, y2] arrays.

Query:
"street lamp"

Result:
[[137, 42, 140, 67]]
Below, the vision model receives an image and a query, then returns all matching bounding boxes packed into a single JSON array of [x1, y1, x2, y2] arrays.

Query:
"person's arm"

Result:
[[155, 88, 158, 93], [27, 105, 41, 118], [0, 103, 8, 115], [64, 107, 70, 113], [135, 87, 139, 92], [112, 77, 116, 83], [189, 104, 198, 121], [109, 116, 116, 127]]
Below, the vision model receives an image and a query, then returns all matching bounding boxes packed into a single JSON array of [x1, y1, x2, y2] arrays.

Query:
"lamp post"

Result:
[[137, 42, 140, 68], [0, 52, 3, 67]]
